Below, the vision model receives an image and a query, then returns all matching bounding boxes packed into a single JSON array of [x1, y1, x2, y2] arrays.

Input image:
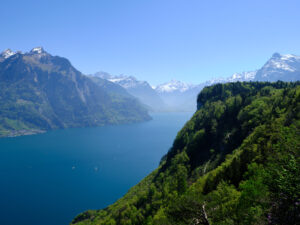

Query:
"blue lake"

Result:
[[0, 112, 192, 225]]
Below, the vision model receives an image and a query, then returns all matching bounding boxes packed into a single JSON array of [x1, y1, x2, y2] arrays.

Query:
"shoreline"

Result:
[[0, 129, 46, 138]]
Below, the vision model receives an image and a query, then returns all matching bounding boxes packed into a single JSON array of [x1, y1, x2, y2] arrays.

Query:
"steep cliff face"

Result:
[[72, 81, 300, 225], [0, 48, 151, 137]]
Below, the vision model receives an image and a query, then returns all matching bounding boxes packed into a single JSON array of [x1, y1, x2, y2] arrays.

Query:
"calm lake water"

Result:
[[0, 112, 192, 225]]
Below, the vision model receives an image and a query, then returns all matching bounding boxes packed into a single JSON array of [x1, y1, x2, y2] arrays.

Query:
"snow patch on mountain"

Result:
[[92, 72, 151, 89], [260, 53, 299, 75], [155, 80, 196, 93], [30, 47, 45, 54], [1, 49, 16, 59], [227, 71, 257, 82], [255, 53, 300, 81], [108, 76, 149, 89], [1, 47, 48, 60]]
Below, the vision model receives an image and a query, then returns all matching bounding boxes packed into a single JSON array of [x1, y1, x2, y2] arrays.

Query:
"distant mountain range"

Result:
[[91, 72, 166, 111], [1, 48, 299, 137], [154, 80, 204, 111], [0, 47, 150, 137], [94, 53, 300, 112]]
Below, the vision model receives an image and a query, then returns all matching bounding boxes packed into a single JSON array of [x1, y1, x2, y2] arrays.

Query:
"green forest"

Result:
[[72, 81, 300, 225]]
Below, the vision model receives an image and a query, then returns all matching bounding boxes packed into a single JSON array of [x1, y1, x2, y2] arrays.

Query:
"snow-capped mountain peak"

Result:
[[108, 75, 149, 89], [264, 53, 297, 72], [256, 53, 300, 81], [227, 71, 257, 82], [91, 72, 150, 89], [1, 47, 49, 61], [1, 49, 16, 59], [155, 80, 195, 93], [30, 47, 45, 54]]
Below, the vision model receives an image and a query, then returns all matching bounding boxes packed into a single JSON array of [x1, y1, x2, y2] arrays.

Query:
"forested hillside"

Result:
[[72, 81, 300, 225]]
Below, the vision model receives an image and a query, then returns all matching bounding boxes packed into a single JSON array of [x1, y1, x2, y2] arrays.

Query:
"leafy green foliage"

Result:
[[72, 81, 300, 225]]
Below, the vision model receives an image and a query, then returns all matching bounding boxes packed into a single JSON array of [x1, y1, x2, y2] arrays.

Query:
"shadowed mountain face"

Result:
[[88, 76, 133, 98], [0, 48, 151, 137]]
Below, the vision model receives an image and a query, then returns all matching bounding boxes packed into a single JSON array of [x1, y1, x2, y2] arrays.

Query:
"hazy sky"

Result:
[[1, 0, 300, 85]]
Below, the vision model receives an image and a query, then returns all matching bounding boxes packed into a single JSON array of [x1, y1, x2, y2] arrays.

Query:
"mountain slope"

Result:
[[72, 81, 300, 225], [92, 72, 166, 111], [0, 48, 151, 137], [88, 76, 133, 99]]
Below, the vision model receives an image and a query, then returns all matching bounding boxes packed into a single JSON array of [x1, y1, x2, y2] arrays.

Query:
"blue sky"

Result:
[[1, 0, 300, 85]]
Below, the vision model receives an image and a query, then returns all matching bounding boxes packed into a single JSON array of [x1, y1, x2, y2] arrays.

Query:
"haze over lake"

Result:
[[0, 112, 192, 225]]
